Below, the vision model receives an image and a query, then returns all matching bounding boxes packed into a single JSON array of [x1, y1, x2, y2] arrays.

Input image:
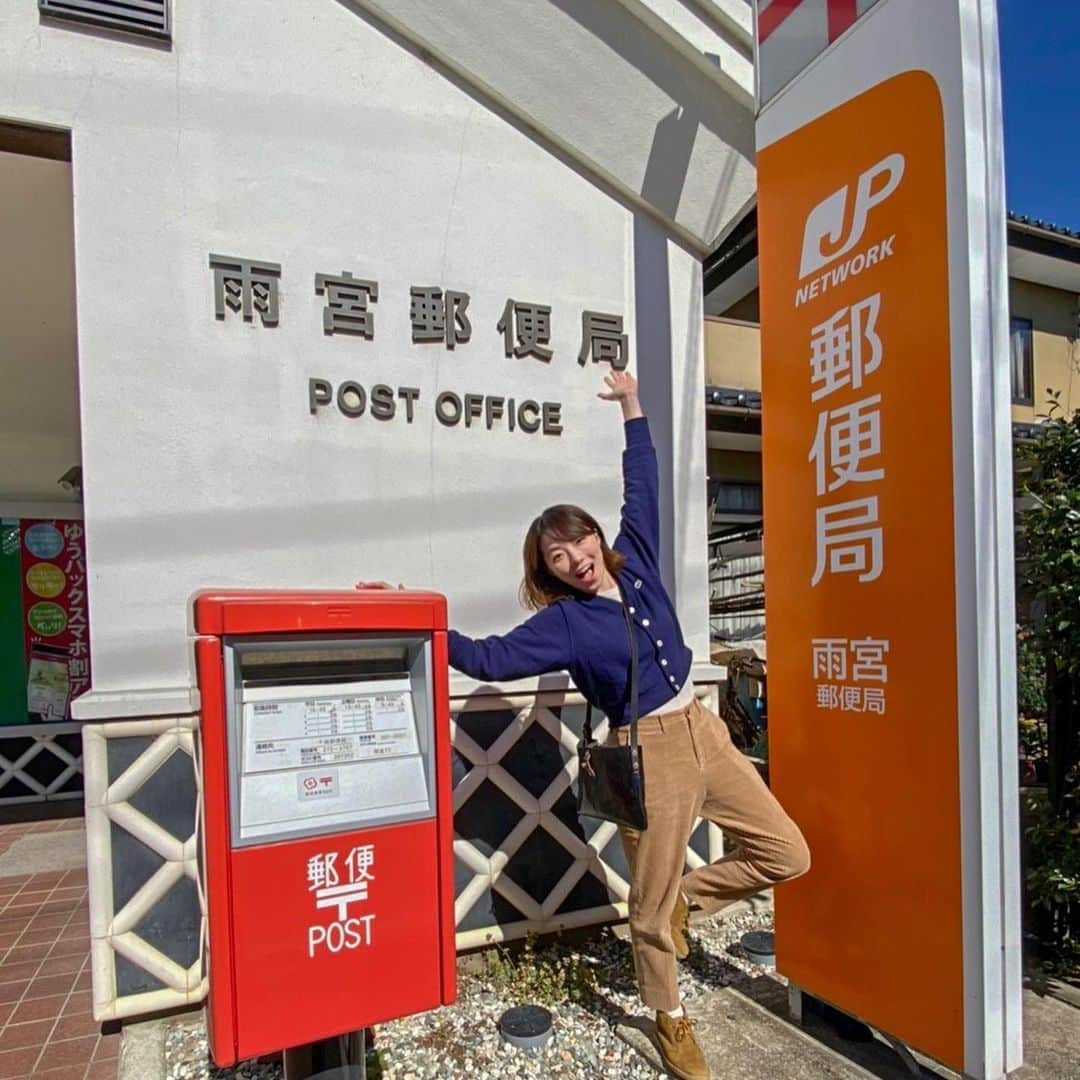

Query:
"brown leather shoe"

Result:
[[670, 890, 690, 960], [655, 1009, 710, 1080]]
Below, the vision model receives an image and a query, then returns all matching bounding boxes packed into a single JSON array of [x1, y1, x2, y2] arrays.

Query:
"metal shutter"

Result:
[[39, 0, 170, 41]]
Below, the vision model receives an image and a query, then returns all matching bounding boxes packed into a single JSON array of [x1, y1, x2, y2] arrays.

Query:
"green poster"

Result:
[[0, 520, 29, 724]]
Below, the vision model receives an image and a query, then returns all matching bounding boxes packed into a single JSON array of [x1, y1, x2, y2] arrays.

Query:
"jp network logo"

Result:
[[799, 153, 905, 280]]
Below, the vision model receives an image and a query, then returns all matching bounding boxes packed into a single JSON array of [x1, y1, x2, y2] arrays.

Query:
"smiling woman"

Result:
[[444, 370, 809, 1080], [520, 505, 624, 607]]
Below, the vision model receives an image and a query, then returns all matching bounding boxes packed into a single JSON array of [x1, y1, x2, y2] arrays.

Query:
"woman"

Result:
[[363, 371, 809, 1080]]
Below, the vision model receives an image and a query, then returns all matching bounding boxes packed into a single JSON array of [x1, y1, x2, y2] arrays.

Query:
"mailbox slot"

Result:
[[223, 633, 436, 847]]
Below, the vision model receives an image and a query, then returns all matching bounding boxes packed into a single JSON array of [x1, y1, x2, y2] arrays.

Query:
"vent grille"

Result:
[[40, 0, 170, 41]]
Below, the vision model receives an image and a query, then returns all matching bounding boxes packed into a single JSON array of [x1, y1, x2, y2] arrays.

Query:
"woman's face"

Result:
[[540, 530, 611, 594]]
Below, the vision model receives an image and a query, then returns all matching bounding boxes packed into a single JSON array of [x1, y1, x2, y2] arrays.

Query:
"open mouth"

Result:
[[574, 562, 597, 587]]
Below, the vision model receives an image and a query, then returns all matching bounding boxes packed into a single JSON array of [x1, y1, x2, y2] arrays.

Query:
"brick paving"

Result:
[[0, 819, 118, 1080]]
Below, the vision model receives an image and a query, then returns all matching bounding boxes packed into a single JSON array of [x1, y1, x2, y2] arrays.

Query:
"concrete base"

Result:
[[1019, 987, 1080, 1079], [0, 828, 85, 876], [117, 1016, 168, 1080], [617, 978, 888, 1079], [616, 978, 1080, 1079]]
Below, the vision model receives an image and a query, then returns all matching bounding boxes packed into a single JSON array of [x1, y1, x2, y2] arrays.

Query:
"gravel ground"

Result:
[[164, 903, 777, 1080]]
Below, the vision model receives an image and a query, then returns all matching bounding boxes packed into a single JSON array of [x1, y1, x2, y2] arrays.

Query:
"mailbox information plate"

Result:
[[233, 677, 433, 845], [242, 679, 420, 773]]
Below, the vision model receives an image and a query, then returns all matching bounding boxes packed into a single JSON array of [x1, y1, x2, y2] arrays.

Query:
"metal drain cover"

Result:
[[741, 930, 776, 966], [499, 1004, 554, 1049]]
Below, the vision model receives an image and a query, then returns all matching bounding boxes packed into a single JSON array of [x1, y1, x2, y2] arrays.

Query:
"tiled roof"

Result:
[[1007, 211, 1080, 241]]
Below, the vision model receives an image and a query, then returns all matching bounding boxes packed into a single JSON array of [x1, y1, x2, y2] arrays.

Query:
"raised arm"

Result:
[[599, 371, 660, 568], [448, 603, 573, 682]]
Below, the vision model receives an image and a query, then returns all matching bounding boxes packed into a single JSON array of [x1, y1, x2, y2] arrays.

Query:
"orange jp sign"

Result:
[[760, 71, 964, 1069]]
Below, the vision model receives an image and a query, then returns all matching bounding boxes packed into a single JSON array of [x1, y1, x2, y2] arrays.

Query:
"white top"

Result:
[[644, 679, 696, 718], [596, 587, 696, 719]]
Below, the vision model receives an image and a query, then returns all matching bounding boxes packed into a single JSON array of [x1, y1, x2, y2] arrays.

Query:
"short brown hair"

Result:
[[519, 504, 625, 610]]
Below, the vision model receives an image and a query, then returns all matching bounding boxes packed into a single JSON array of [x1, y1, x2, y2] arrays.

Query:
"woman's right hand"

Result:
[[598, 370, 644, 421]]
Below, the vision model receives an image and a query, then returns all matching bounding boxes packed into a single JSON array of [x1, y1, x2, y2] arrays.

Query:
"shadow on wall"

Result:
[[333, 0, 752, 253], [452, 684, 615, 936], [548, 0, 754, 158], [630, 101, 701, 597]]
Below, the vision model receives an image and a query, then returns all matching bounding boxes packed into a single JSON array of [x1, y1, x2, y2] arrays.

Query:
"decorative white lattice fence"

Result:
[[82, 674, 725, 1018], [0, 722, 83, 803], [84, 717, 206, 1021], [450, 685, 725, 950]]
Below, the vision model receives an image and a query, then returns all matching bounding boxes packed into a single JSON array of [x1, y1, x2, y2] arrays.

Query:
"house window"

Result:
[[1010, 317, 1034, 406], [712, 482, 763, 516]]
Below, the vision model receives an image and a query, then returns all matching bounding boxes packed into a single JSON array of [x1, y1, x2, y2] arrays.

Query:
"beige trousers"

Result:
[[608, 697, 810, 1011]]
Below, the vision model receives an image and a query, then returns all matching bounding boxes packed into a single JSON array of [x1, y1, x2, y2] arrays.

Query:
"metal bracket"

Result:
[[283, 1029, 367, 1080], [882, 1032, 921, 1077], [788, 982, 804, 1024], [789, 983, 920, 1076]]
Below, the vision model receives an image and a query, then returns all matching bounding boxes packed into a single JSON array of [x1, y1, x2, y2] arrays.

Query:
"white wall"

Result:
[[0, 0, 711, 715]]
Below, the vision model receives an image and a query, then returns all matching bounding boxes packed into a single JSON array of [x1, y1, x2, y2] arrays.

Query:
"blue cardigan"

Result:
[[448, 418, 693, 727]]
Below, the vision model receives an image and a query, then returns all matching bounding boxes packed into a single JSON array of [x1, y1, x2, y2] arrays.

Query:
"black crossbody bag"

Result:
[[576, 584, 648, 830]]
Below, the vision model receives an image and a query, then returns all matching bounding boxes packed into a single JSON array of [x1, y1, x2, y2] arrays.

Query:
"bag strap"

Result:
[[580, 581, 641, 769], [618, 580, 642, 775]]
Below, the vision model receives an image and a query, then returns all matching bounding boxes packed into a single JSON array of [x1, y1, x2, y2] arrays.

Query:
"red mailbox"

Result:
[[194, 590, 456, 1066]]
